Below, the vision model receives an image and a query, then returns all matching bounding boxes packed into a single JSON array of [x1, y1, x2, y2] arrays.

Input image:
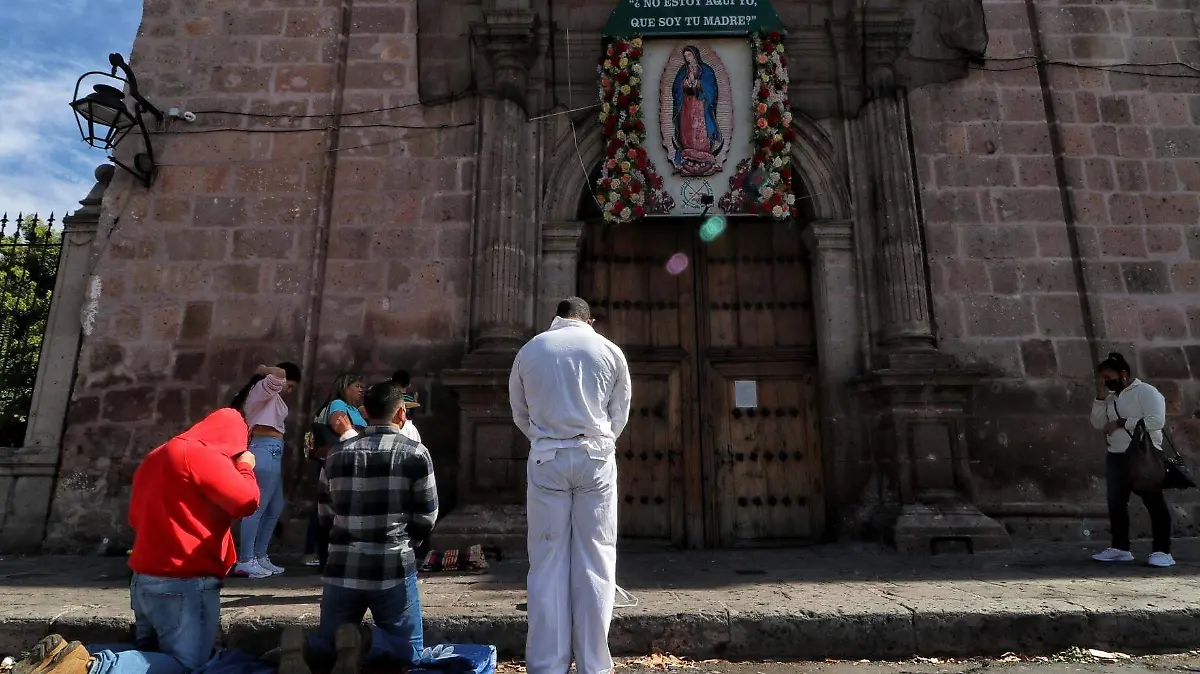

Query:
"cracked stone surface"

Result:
[[3, 542, 1200, 660]]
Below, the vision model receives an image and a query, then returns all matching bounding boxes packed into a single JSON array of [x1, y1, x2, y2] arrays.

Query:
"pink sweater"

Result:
[[243, 374, 289, 433]]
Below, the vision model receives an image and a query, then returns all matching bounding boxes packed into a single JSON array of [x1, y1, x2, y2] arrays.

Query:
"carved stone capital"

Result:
[[474, 10, 540, 107], [801, 219, 854, 253], [541, 221, 584, 254]]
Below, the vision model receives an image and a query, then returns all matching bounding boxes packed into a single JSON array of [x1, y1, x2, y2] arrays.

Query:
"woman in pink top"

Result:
[[229, 362, 302, 579]]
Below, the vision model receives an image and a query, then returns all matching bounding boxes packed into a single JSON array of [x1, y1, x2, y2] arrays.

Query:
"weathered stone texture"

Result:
[[44, 0, 475, 551], [910, 0, 1200, 525]]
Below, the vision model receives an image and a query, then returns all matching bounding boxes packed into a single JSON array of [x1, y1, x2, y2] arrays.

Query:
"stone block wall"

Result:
[[909, 0, 1200, 537], [44, 0, 475, 551]]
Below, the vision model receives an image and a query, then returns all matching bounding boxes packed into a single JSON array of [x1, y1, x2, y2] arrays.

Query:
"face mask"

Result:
[[1105, 379, 1124, 392]]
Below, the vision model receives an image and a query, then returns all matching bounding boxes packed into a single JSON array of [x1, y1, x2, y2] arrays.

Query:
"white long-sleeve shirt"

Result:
[[1089, 378, 1166, 453], [509, 317, 632, 463]]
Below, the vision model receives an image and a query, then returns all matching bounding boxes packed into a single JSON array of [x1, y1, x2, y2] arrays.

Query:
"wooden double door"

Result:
[[578, 219, 824, 548]]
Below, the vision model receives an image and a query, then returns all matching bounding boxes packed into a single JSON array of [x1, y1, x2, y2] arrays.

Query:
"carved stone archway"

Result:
[[535, 112, 865, 538]]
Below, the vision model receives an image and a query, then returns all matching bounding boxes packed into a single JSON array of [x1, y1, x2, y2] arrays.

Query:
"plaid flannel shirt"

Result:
[[318, 425, 439, 590]]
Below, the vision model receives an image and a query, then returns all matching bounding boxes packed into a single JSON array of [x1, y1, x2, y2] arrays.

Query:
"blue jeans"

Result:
[[307, 574, 424, 666], [87, 574, 222, 674], [238, 436, 284, 561]]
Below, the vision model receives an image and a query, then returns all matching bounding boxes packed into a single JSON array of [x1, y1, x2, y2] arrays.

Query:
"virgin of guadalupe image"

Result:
[[671, 46, 725, 177]]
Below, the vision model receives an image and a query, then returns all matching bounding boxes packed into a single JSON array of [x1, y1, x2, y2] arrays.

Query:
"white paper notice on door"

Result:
[[733, 380, 757, 409]]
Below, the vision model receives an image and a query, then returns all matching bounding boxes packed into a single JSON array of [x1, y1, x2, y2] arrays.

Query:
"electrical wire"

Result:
[[153, 121, 475, 135], [905, 52, 1200, 78], [186, 87, 476, 119]]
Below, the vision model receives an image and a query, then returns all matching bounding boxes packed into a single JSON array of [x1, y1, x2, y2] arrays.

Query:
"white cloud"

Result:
[[0, 58, 100, 219], [0, 0, 140, 220]]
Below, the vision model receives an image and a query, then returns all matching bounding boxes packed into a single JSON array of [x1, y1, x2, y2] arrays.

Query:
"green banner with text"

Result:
[[603, 0, 784, 38]]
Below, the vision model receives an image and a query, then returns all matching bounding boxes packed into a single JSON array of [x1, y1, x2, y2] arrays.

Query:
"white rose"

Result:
[[786, 193, 796, 205], [761, 187, 774, 199], [772, 157, 783, 168], [772, 205, 784, 217]]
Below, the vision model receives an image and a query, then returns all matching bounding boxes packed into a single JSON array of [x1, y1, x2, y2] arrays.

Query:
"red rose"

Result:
[[635, 120, 646, 133], [768, 107, 781, 124], [780, 55, 788, 68], [637, 154, 648, 169], [759, 86, 770, 99], [631, 181, 643, 194], [616, 71, 629, 83], [772, 140, 785, 153], [615, 40, 628, 53], [780, 167, 792, 180], [651, 175, 664, 189], [631, 48, 643, 59], [634, 205, 645, 219], [759, 136, 772, 149], [783, 128, 797, 142], [768, 31, 782, 42], [618, 95, 629, 107]]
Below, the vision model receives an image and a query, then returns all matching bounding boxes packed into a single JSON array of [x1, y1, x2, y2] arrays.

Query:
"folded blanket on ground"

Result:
[[420, 544, 498, 573]]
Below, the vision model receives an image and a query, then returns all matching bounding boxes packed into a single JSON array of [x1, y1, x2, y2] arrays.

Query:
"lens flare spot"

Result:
[[699, 215, 727, 242], [665, 252, 689, 275]]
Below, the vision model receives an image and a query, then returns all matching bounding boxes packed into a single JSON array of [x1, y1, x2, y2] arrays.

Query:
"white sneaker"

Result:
[[1092, 548, 1134, 563], [258, 556, 285, 575], [233, 559, 273, 579], [1148, 552, 1176, 568]]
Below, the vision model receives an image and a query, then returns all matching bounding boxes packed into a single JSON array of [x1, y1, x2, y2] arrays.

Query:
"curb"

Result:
[[5, 607, 1200, 660]]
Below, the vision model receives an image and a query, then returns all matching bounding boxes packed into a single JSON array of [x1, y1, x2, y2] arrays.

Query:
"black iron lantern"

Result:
[[70, 53, 164, 188]]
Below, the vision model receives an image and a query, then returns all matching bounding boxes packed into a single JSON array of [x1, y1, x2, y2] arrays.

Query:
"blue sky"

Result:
[[0, 0, 141, 221]]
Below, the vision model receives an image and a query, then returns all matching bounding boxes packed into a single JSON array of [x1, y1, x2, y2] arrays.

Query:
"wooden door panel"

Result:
[[708, 364, 823, 546], [580, 223, 697, 546], [699, 220, 822, 546], [617, 365, 685, 542]]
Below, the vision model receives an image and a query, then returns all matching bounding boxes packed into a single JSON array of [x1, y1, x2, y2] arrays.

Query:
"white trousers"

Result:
[[525, 446, 618, 674]]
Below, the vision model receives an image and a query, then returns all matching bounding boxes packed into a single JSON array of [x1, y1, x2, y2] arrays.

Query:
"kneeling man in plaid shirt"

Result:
[[280, 380, 438, 674]]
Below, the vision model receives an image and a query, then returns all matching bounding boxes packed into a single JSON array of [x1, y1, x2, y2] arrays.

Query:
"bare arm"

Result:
[[256, 364, 287, 379]]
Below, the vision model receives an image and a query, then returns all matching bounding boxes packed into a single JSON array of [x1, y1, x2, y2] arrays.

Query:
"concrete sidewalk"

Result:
[[3, 541, 1200, 661]]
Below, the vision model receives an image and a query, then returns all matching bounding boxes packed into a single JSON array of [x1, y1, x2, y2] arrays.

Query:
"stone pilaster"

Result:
[[848, 71, 1008, 553], [536, 221, 584, 330], [801, 221, 867, 537], [0, 165, 110, 552], [464, 7, 542, 365], [852, 69, 936, 358], [440, 5, 542, 552]]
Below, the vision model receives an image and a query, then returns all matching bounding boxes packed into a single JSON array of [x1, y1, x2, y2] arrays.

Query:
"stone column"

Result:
[[440, 6, 541, 551], [536, 221, 584, 330], [854, 69, 936, 357], [465, 7, 541, 364], [0, 165, 110, 552], [848, 71, 1009, 553]]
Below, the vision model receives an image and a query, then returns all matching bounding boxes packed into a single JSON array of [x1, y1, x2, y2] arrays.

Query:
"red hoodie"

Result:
[[129, 408, 260, 578]]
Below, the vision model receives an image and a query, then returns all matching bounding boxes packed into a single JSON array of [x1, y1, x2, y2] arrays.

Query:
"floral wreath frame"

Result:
[[594, 31, 797, 223], [596, 37, 675, 224]]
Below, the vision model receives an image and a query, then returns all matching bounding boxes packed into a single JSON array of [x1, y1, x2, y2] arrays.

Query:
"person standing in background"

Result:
[[1089, 351, 1174, 568], [303, 373, 366, 568], [230, 362, 302, 579], [509, 297, 632, 674], [391, 370, 423, 444]]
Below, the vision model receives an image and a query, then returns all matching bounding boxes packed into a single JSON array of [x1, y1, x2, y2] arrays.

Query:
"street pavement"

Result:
[[4, 541, 1200, 660]]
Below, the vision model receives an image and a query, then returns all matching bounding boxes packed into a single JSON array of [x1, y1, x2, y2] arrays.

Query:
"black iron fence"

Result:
[[0, 213, 64, 448]]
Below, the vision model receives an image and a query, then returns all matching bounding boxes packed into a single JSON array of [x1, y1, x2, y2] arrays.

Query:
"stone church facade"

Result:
[[4, 0, 1199, 552]]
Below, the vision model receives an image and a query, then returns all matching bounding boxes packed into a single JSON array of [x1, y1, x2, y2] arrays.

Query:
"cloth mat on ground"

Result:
[[420, 544, 499, 573]]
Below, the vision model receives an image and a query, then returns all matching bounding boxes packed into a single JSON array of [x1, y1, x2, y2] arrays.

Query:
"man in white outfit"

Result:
[[509, 297, 632, 674]]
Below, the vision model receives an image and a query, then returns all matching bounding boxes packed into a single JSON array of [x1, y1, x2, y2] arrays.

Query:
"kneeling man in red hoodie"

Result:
[[13, 409, 260, 674]]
